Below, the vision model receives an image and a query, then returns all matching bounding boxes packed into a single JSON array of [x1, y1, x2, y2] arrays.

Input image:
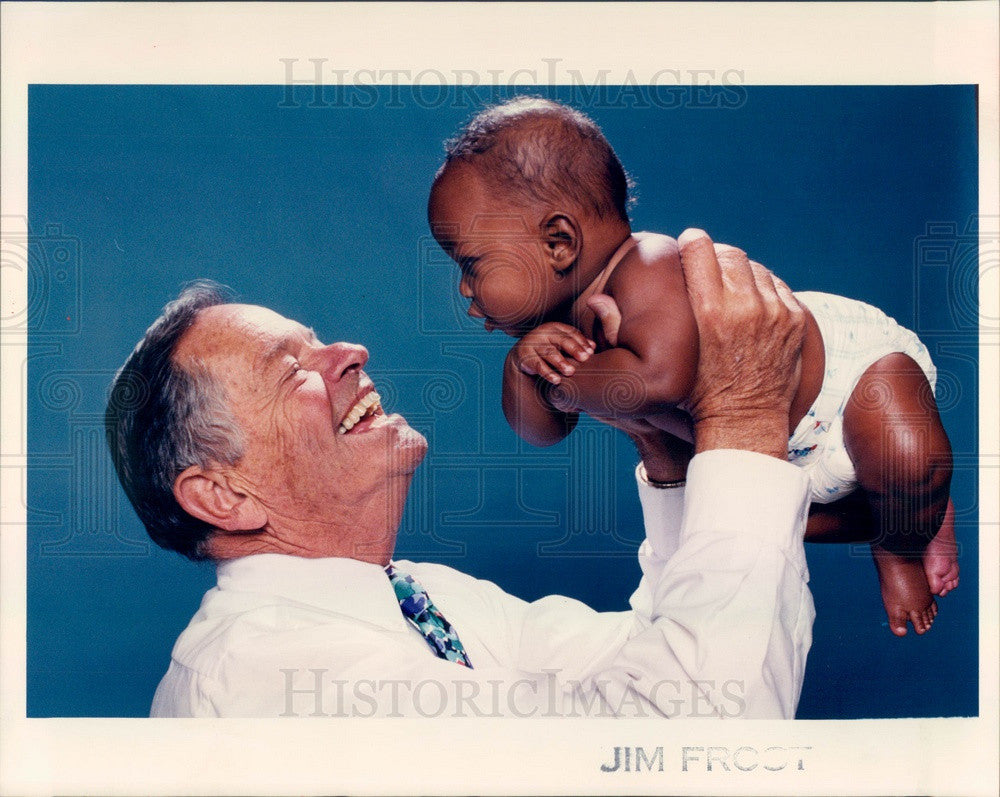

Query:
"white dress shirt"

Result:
[[151, 450, 814, 719]]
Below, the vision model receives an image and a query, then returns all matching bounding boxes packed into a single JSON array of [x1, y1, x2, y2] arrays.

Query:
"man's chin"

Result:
[[396, 443, 428, 477], [338, 412, 428, 473], [390, 421, 429, 473]]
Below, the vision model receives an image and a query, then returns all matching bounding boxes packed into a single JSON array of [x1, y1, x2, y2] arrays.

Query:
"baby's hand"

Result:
[[512, 322, 595, 385], [585, 293, 622, 348]]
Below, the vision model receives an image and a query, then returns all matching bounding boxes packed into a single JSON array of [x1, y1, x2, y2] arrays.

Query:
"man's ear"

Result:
[[174, 466, 267, 532], [542, 213, 581, 274]]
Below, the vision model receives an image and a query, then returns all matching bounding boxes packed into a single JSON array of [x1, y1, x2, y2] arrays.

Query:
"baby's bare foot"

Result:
[[872, 545, 938, 636], [924, 499, 960, 596]]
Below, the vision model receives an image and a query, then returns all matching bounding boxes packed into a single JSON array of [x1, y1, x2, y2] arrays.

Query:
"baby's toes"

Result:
[[886, 609, 909, 637]]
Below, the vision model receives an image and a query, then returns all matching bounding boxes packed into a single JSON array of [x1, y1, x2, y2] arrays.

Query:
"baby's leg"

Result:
[[804, 484, 940, 634], [843, 353, 953, 636]]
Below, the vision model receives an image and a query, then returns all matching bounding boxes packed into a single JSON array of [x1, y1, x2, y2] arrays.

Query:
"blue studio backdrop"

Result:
[[27, 84, 978, 718]]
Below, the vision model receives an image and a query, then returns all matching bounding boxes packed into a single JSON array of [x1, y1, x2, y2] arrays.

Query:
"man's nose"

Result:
[[316, 342, 369, 380]]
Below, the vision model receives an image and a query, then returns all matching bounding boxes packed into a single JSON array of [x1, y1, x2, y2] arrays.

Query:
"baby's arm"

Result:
[[502, 323, 588, 446], [547, 235, 699, 420], [843, 353, 953, 550]]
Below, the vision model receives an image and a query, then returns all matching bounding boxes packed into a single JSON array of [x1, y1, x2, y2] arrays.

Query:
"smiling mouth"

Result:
[[338, 390, 383, 434]]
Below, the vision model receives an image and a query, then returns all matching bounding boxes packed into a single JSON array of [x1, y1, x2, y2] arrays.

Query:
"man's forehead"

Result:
[[217, 302, 297, 328], [174, 303, 309, 361]]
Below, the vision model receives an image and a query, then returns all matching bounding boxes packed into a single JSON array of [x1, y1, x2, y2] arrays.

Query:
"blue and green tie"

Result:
[[385, 564, 473, 668]]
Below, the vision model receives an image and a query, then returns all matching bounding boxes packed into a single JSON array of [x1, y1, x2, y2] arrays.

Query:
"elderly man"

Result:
[[106, 230, 815, 719]]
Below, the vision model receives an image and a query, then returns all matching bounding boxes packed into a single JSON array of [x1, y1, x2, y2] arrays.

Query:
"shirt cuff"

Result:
[[680, 449, 811, 552], [635, 462, 686, 560]]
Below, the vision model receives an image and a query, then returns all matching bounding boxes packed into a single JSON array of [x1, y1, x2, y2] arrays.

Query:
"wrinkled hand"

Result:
[[677, 228, 804, 458], [510, 322, 595, 385]]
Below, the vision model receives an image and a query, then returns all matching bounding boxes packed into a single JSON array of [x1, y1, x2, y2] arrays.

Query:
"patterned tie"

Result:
[[385, 564, 473, 668]]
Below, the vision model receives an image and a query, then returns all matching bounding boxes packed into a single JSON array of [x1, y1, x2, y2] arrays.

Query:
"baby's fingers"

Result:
[[558, 329, 595, 362], [540, 343, 582, 382], [536, 323, 594, 362], [519, 352, 565, 385]]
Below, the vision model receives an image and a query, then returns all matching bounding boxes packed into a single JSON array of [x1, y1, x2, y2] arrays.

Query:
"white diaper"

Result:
[[787, 292, 937, 504]]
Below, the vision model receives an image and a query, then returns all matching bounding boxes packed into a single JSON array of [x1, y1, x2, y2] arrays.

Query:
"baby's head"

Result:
[[429, 97, 632, 335]]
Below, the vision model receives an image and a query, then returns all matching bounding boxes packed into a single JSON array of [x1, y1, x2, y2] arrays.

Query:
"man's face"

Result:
[[173, 304, 427, 547]]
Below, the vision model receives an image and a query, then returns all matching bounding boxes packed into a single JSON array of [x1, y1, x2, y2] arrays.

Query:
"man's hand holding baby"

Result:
[[675, 228, 804, 459]]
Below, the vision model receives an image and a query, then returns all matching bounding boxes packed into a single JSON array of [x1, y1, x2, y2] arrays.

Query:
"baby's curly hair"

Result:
[[438, 96, 634, 223]]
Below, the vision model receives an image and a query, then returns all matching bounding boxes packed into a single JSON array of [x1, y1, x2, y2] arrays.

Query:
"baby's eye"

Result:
[[458, 256, 477, 274]]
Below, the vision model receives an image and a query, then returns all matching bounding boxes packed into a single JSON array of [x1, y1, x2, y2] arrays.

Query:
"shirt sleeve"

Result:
[[635, 460, 687, 560], [514, 448, 814, 719]]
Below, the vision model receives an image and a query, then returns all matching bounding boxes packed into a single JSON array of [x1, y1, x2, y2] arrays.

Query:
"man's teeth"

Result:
[[338, 391, 382, 434]]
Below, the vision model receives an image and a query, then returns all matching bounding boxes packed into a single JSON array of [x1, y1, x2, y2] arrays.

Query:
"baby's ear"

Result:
[[542, 213, 581, 273]]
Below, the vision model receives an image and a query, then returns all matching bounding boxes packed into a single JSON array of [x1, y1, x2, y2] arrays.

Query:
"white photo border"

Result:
[[1, 2, 997, 795]]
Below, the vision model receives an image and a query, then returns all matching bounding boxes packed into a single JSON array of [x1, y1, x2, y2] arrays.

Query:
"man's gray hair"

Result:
[[105, 281, 245, 560]]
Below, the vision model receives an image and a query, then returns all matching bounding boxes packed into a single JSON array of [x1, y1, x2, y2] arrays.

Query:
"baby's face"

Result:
[[428, 164, 565, 336]]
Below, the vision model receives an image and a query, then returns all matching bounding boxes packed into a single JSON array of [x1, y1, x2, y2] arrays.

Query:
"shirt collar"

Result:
[[215, 553, 406, 632]]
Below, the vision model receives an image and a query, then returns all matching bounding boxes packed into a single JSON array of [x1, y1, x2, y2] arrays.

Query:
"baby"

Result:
[[427, 97, 959, 637]]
